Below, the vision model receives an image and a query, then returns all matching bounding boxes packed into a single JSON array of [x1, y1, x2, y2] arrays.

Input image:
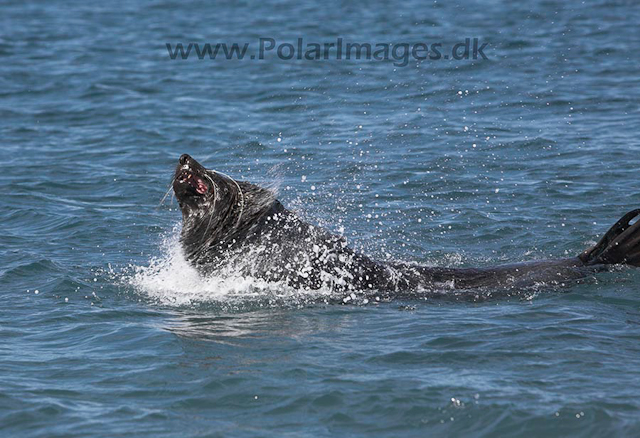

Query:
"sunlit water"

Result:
[[2, 0, 640, 436]]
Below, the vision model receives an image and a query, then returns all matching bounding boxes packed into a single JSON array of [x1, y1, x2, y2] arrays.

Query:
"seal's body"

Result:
[[172, 154, 640, 297]]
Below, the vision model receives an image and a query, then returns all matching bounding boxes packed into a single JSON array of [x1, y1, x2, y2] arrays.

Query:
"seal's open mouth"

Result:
[[177, 169, 209, 195]]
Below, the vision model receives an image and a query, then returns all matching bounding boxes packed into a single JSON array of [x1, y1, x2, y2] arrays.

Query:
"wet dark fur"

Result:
[[173, 154, 640, 298]]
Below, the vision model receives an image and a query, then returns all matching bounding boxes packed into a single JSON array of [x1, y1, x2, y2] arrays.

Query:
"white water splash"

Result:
[[127, 228, 334, 307]]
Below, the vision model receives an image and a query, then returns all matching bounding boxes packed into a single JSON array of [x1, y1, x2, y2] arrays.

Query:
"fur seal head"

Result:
[[172, 154, 216, 218], [172, 154, 262, 267]]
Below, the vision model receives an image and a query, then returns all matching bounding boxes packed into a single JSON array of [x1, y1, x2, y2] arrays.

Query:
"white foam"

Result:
[[127, 227, 334, 307]]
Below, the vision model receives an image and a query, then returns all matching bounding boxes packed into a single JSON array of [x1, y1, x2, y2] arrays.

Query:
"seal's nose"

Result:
[[179, 154, 191, 165]]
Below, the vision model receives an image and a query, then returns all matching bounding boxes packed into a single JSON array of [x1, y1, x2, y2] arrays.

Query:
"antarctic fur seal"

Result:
[[172, 154, 640, 298]]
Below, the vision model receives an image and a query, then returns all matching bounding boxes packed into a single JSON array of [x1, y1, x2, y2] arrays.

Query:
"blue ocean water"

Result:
[[2, 0, 640, 436]]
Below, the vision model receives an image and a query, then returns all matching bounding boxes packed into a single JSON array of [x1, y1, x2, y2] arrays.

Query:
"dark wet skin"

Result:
[[172, 154, 640, 299]]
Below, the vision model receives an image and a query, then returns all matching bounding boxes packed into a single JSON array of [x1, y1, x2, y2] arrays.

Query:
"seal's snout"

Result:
[[177, 154, 202, 173], [173, 154, 210, 200], [179, 154, 191, 166]]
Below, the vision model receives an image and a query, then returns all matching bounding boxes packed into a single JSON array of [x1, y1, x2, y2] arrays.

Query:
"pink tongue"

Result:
[[196, 179, 208, 194]]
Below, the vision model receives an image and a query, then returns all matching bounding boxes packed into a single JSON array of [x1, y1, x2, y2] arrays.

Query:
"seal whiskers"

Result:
[[158, 176, 176, 208]]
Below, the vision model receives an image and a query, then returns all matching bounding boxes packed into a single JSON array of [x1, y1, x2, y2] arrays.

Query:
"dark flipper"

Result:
[[579, 209, 640, 267]]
